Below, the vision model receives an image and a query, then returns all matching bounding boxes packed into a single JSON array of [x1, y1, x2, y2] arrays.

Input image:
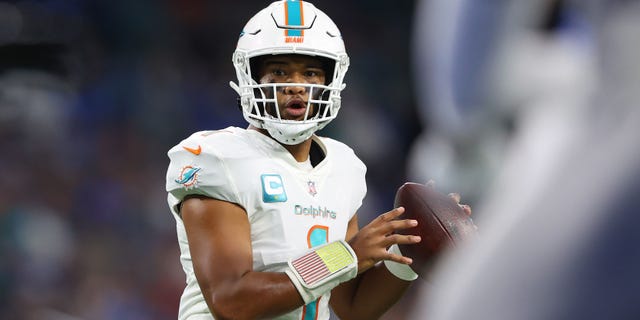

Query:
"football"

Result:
[[394, 182, 477, 274]]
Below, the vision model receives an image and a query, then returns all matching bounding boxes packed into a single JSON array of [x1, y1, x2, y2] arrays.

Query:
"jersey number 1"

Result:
[[303, 225, 329, 320]]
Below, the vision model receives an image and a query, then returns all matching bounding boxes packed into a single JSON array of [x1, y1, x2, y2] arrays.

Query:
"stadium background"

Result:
[[0, 1, 423, 319]]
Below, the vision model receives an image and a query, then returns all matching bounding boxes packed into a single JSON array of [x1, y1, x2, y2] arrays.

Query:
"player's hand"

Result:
[[449, 192, 472, 216], [428, 180, 472, 216], [347, 207, 421, 274]]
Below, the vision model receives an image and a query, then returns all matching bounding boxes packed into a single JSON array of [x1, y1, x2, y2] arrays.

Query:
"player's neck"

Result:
[[281, 139, 312, 162], [249, 125, 312, 162]]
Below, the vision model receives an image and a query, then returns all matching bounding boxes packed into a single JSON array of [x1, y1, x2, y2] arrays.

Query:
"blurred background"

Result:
[[3, 0, 640, 319], [0, 0, 420, 319]]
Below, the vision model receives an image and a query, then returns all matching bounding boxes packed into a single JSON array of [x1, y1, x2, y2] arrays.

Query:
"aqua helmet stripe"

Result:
[[285, 0, 304, 37]]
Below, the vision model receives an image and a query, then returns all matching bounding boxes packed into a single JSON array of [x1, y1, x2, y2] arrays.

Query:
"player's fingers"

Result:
[[384, 233, 421, 247], [460, 204, 472, 216], [448, 192, 461, 204], [377, 206, 405, 223], [382, 219, 418, 234], [386, 252, 413, 265]]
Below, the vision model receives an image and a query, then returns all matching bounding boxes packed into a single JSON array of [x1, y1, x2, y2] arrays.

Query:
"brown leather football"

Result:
[[394, 182, 477, 274]]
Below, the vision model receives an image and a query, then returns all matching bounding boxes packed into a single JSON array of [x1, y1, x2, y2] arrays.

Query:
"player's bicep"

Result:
[[181, 196, 252, 293]]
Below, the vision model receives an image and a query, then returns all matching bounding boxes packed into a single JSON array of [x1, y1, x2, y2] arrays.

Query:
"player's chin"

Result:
[[280, 115, 304, 122], [281, 111, 307, 121]]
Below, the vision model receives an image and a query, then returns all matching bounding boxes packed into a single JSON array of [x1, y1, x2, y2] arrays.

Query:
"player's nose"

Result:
[[283, 73, 306, 95]]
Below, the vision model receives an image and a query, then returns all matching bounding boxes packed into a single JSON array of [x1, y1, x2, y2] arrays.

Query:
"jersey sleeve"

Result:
[[165, 131, 241, 214]]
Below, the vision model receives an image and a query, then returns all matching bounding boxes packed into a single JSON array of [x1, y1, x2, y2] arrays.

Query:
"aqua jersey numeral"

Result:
[[303, 225, 329, 319]]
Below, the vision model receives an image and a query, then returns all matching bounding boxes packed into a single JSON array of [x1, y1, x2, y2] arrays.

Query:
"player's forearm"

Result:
[[331, 262, 412, 320], [199, 271, 304, 320]]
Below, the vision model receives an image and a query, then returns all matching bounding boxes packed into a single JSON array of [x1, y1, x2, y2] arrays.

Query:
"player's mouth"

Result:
[[283, 99, 309, 119]]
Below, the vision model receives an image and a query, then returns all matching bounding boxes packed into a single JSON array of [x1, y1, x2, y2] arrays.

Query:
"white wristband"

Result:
[[384, 244, 418, 281], [285, 240, 358, 304]]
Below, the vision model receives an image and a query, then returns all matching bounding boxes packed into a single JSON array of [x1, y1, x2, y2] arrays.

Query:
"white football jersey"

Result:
[[166, 126, 367, 320]]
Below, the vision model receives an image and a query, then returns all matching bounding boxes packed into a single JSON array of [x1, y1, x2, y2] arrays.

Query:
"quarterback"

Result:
[[166, 1, 423, 319]]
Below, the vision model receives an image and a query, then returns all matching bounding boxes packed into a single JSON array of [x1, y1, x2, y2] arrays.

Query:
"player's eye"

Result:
[[305, 69, 323, 78], [272, 69, 286, 77]]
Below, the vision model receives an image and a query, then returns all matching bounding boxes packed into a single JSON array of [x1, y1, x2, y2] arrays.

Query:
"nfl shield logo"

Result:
[[307, 180, 317, 196]]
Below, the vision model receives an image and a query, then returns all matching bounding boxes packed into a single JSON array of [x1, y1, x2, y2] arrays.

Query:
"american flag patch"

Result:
[[290, 241, 355, 286]]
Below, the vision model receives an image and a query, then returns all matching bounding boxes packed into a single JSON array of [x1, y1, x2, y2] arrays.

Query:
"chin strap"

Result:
[[265, 121, 318, 145]]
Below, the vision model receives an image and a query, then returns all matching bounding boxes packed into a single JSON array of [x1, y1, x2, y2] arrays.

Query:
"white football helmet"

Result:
[[230, 0, 349, 145]]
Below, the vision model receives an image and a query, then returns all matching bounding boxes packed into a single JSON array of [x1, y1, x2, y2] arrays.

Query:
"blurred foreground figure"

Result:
[[409, 0, 595, 207], [410, 0, 640, 319]]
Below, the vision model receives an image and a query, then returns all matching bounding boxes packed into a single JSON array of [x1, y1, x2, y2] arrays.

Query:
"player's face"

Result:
[[257, 55, 326, 121]]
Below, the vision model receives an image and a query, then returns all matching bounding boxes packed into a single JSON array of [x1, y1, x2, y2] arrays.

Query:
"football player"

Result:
[[166, 1, 423, 319]]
